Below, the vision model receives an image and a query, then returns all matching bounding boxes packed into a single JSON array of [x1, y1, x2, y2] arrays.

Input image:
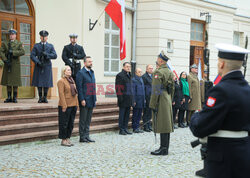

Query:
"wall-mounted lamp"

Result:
[[200, 12, 211, 24]]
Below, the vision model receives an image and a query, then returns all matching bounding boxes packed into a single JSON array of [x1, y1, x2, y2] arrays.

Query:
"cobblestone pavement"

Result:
[[0, 128, 202, 177]]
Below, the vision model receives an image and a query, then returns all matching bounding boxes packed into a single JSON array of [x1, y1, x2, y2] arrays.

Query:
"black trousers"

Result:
[[178, 109, 189, 124], [142, 106, 152, 129], [172, 106, 179, 124], [79, 106, 93, 139], [160, 133, 170, 150], [118, 107, 130, 131], [58, 106, 77, 139]]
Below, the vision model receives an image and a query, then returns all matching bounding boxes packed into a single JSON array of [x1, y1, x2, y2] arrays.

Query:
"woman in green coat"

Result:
[[0, 29, 25, 103]]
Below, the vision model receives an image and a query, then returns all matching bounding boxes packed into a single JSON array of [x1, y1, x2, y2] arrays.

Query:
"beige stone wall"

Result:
[[136, 0, 250, 83]]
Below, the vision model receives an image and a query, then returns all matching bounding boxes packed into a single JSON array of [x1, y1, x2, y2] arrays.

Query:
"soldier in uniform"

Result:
[[0, 29, 25, 103], [187, 64, 202, 124], [62, 34, 86, 81], [150, 50, 175, 156], [31, 30, 57, 103], [190, 43, 250, 178]]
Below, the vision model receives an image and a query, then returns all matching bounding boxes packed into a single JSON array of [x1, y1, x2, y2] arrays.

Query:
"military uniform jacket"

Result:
[[115, 69, 133, 108], [142, 72, 152, 107], [62, 43, 86, 78], [187, 72, 202, 111], [149, 65, 175, 133], [31, 42, 57, 87], [190, 71, 250, 178], [0, 40, 25, 86]]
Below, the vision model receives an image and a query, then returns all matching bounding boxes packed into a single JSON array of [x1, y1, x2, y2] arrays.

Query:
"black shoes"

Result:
[[12, 92, 18, 103], [79, 137, 95, 143], [124, 129, 132, 135], [151, 147, 168, 156], [86, 137, 95, 142], [119, 130, 127, 135], [195, 169, 206, 177], [133, 129, 144, 133], [38, 96, 48, 103], [178, 123, 185, 128]]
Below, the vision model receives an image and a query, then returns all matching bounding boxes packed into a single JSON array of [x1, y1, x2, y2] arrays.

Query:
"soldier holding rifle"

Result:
[[62, 34, 86, 81], [149, 50, 175, 156], [0, 29, 25, 103], [31, 30, 57, 103]]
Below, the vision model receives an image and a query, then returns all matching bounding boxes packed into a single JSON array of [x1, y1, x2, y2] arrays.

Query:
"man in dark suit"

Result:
[[31, 30, 57, 103], [62, 33, 86, 81], [115, 62, 133, 135], [142, 64, 153, 132], [132, 68, 145, 133], [76, 56, 96, 143], [190, 43, 250, 178]]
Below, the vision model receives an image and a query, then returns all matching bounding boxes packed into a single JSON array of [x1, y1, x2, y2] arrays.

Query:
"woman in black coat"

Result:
[[178, 72, 190, 128], [172, 76, 184, 128]]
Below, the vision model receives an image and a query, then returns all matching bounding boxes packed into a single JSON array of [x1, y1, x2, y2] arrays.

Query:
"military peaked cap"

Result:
[[39, 30, 49, 37], [159, 50, 169, 61], [9, 29, 17, 34], [69, 33, 78, 38]]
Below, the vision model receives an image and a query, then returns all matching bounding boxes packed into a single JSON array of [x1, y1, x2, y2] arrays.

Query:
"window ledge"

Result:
[[104, 72, 119, 77]]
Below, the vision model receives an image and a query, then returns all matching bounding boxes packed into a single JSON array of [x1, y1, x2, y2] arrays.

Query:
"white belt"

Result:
[[198, 130, 248, 144], [210, 130, 248, 138]]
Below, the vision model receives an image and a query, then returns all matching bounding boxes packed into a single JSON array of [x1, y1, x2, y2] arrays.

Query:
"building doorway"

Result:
[[0, 0, 35, 98], [190, 20, 205, 78]]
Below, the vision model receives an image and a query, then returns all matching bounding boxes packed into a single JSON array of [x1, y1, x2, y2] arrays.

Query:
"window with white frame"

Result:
[[233, 31, 240, 46], [104, 12, 120, 74]]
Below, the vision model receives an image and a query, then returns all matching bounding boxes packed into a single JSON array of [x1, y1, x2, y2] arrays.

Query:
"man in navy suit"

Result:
[[31, 30, 57, 103], [142, 64, 153, 132], [132, 68, 145, 133], [190, 43, 250, 178], [76, 56, 96, 143]]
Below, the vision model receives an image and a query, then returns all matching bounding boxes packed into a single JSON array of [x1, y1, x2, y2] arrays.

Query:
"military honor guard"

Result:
[[190, 43, 250, 178], [31, 30, 57, 103], [0, 29, 25, 103], [62, 34, 86, 81], [187, 64, 202, 124], [150, 50, 175, 156]]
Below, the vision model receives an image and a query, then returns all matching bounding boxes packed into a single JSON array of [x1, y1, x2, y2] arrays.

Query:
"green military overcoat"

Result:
[[149, 65, 175, 133], [0, 40, 25, 86], [187, 72, 202, 111]]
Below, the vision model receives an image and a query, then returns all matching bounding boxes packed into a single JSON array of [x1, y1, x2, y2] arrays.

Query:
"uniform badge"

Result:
[[206, 97, 216, 107], [154, 75, 158, 79]]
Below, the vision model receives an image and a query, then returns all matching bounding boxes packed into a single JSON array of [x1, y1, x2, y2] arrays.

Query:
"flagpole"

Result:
[[89, 8, 106, 31]]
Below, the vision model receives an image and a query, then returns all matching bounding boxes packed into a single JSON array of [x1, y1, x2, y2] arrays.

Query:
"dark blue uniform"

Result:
[[62, 43, 86, 81], [190, 70, 250, 178], [31, 42, 57, 87]]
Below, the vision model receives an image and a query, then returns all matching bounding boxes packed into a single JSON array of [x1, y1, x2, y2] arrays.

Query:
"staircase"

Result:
[[0, 99, 121, 146]]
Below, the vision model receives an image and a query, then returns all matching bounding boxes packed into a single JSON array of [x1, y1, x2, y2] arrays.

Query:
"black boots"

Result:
[[12, 92, 17, 103], [151, 133, 170, 156], [151, 147, 168, 155], [4, 91, 12, 103]]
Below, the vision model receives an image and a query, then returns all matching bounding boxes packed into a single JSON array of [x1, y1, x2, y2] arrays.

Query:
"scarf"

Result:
[[65, 77, 78, 96], [180, 78, 189, 96]]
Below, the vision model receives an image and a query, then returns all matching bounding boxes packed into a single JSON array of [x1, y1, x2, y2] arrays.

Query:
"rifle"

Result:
[[243, 36, 248, 78], [5, 41, 13, 72]]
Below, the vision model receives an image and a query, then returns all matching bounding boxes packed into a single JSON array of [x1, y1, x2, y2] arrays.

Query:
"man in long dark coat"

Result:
[[0, 29, 25, 103], [31, 30, 57, 103], [62, 33, 86, 81]]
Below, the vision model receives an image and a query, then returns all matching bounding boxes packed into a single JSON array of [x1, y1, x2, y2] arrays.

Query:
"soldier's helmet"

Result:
[[69, 33, 78, 38], [39, 30, 49, 37], [159, 50, 169, 61], [9, 29, 17, 34]]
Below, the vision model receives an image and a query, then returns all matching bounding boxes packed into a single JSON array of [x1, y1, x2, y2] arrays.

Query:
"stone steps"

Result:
[[0, 99, 124, 146], [0, 123, 119, 146]]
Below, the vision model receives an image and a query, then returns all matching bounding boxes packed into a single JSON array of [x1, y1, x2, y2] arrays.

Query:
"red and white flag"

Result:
[[166, 60, 179, 79], [105, 0, 126, 60]]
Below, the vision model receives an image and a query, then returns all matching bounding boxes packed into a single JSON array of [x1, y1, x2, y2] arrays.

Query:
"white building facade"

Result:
[[0, 0, 249, 99]]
